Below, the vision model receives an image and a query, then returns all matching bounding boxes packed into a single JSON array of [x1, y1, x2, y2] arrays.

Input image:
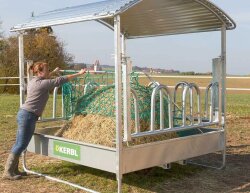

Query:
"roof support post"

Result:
[[221, 25, 226, 118], [18, 32, 25, 106], [221, 24, 226, 168], [114, 15, 123, 193], [122, 34, 132, 142]]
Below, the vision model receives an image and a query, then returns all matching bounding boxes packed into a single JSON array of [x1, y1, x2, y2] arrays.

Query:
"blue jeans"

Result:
[[11, 109, 38, 155]]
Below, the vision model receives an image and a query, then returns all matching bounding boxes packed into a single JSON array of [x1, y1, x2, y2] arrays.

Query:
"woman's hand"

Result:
[[66, 68, 87, 81], [78, 68, 87, 75], [49, 67, 61, 77], [52, 67, 60, 74]]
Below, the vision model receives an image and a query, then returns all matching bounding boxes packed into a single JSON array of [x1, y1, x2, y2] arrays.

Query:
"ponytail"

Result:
[[31, 62, 47, 74]]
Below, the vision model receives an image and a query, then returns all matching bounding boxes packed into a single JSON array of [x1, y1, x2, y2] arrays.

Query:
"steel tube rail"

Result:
[[52, 87, 59, 119], [147, 81, 160, 88], [114, 15, 123, 193], [181, 83, 202, 126], [0, 84, 20, 86], [205, 82, 219, 122], [173, 81, 189, 117], [221, 25, 226, 120], [150, 84, 173, 131], [150, 86, 158, 131], [122, 60, 131, 141], [138, 75, 250, 79], [160, 90, 164, 130], [221, 24, 227, 168], [122, 35, 132, 142], [182, 86, 189, 126], [155, 84, 250, 91], [131, 89, 140, 133], [0, 77, 27, 79], [210, 85, 215, 122], [83, 82, 98, 95], [18, 32, 25, 106], [189, 86, 194, 124], [209, 83, 215, 122], [189, 83, 201, 124], [84, 82, 90, 95], [2, 83, 248, 91], [62, 92, 65, 118], [22, 151, 99, 193], [132, 121, 219, 139], [60, 70, 114, 74], [36, 117, 65, 123], [205, 83, 213, 118]]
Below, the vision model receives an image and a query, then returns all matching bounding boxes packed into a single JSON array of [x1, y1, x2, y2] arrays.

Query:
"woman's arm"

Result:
[[66, 69, 87, 80], [45, 68, 87, 89], [49, 68, 87, 79]]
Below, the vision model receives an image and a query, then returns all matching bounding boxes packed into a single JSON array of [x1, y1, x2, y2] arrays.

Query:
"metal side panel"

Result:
[[122, 131, 224, 174], [27, 134, 117, 173]]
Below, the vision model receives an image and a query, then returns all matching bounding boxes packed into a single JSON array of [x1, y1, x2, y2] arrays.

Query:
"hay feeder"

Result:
[[12, 0, 236, 192]]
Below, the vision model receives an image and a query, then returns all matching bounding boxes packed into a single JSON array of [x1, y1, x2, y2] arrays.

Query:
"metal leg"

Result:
[[22, 151, 100, 193], [161, 163, 171, 169], [117, 175, 122, 193]]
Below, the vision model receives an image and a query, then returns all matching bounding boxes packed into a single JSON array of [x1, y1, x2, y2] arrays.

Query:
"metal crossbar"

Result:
[[22, 151, 100, 193]]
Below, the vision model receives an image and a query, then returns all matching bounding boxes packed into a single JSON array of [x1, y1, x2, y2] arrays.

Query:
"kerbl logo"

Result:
[[53, 140, 80, 160]]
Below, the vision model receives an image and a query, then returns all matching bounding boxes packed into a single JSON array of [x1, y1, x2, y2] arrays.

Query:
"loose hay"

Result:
[[56, 114, 176, 147], [60, 114, 116, 147]]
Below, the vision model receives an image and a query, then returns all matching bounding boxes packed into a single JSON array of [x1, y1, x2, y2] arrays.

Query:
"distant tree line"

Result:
[[133, 65, 180, 74], [0, 23, 73, 93], [180, 71, 212, 75]]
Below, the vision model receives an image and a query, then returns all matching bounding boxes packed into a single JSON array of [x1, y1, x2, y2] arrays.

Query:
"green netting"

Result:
[[62, 71, 169, 128], [62, 71, 85, 118]]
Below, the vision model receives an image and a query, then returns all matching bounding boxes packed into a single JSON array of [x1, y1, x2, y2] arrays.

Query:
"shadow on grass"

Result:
[[30, 157, 202, 193]]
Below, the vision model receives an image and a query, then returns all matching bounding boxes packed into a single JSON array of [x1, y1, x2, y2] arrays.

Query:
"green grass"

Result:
[[227, 94, 250, 116], [30, 161, 201, 193], [0, 93, 250, 192]]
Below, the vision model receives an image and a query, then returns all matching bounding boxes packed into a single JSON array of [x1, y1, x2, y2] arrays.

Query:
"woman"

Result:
[[2, 61, 86, 180]]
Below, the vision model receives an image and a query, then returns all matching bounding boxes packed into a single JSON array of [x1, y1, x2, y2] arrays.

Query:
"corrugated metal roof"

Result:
[[11, 0, 236, 38]]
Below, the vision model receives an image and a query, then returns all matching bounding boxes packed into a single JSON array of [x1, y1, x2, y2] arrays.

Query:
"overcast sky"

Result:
[[0, 0, 249, 75]]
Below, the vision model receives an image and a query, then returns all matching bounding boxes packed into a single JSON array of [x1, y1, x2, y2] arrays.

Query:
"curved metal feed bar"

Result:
[[150, 84, 173, 131], [147, 81, 160, 88], [181, 83, 201, 126], [53, 87, 59, 119], [84, 81, 99, 95], [173, 81, 189, 116], [131, 88, 140, 133], [205, 82, 219, 122], [189, 83, 201, 124]]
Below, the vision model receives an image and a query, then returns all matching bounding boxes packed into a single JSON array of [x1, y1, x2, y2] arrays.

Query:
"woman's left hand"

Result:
[[52, 67, 60, 74]]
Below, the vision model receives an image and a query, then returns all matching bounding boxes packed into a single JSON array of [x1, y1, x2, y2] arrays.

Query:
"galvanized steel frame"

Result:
[[14, 1, 233, 193], [114, 15, 123, 192], [18, 33, 25, 106]]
